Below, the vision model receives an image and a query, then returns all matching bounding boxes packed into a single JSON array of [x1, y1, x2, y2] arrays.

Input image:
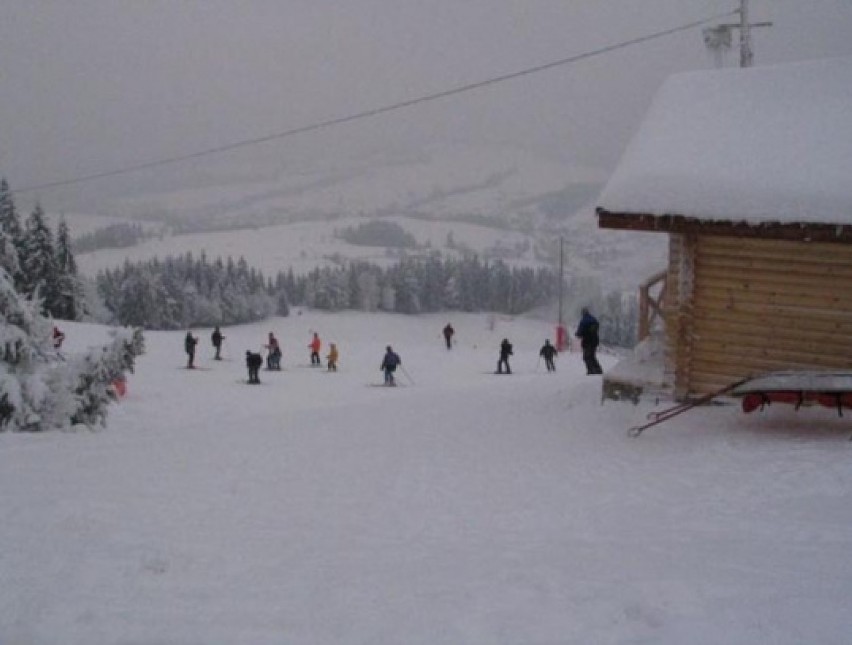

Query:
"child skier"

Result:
[[380, 346, 401, 386], [442, 323, 454, 350], [309, 332, 322, 366], [539, 339, 557, 372], [497, 338, 513, 374], [245, 350, 263, 384], [266, 332, 282, 370], [184, 331, 198, 368], [52, 326, 65, 349], [326, 343, 339, 372], [211, 326, 225, 360]]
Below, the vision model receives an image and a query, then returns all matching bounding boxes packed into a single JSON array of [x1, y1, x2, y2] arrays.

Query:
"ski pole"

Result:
[[400, 365, 415, 385]]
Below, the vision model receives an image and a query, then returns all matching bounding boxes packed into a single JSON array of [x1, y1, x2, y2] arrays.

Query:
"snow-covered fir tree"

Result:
[[54, 216, 82, 320], [0, 263, 145, 432], [0, 179, 144, 431], [97, 252, 285, 329], [0, 178, 24, 289], [19, 204, 59, 311]]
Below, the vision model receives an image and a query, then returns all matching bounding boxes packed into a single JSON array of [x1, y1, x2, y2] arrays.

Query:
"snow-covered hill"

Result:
[[64, 142, 666, 292], [2, 312, 851, 643], [108, 143, 605, 229]]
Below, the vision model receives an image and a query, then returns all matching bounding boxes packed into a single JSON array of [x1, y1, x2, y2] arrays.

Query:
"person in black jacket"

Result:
[[539, 339, 557, 372], [380, 346, 401, 386], [246, 351, 263, 384], [497, 338, 513, 374], [442, 323, 454, 350], [184, 331, 198, 369], [211, 326, 225, 360], [575, 308, 603, 375]]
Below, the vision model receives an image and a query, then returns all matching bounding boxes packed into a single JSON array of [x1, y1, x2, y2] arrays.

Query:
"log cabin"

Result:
[[595, 57, 852, 400]]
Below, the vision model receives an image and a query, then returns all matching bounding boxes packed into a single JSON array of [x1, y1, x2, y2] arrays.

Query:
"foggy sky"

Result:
[[2, 0, 852, 212]]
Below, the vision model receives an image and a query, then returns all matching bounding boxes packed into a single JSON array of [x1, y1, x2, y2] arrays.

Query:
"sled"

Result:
[[732, 371, 852, 418], [630, 371, 852, 438]]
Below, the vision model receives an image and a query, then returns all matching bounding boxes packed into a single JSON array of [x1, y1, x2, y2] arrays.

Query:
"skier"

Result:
[[52, 325, 65, 349], [442, 323, 454, 350], [309, 332, 322, 366], [184, 331, 198, 368], [326, 342, 339, 372], [575, 307, 603, 375], [211, 326, 225, 360], [245, 350, 263, 384], [380, 345, 401, 386], [539, 339, 557, 372], [266, 332, 282, 370], [497, 338, 513, 374]]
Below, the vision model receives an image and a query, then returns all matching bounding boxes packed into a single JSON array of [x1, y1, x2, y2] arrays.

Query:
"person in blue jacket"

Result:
[[575, 307, 603, 375], [380, 346, 401, 386]]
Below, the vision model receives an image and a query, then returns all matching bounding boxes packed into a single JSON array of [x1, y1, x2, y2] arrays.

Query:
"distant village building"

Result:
[[596, 57, 852, 400]]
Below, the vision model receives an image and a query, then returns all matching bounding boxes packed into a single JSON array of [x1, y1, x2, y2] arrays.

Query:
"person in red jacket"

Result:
[[309, 332, 322, 366]]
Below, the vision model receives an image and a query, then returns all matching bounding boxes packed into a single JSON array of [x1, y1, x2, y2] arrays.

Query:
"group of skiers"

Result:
[[494, 307, 601, 375], [183, 307, 603, 385], [183, 328, 337, 383]]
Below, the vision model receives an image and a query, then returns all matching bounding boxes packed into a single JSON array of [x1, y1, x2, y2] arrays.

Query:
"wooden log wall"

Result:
[[681, 235, 852, 395], [663, 233, 698, 399]]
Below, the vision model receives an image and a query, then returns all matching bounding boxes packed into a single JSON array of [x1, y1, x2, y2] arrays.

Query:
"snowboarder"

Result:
[[442, 323, 454, 350], [266, 332, 282, 370], [52, 326, 65, 349], [540, 339, 557, 372], [326, 342, 339, 372], [575, 307, 603, 375], [380, 345, 401, 386], [309, 332, 322, 366], [497, 338, 513, 374], [184, 331, 198, 368], [245, 350, 263, 384], [211, 326, 225, 360]]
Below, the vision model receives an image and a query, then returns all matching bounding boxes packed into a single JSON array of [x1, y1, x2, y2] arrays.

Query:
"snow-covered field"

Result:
[[2, 311, 851, 644], [73, 216, 541, 279]]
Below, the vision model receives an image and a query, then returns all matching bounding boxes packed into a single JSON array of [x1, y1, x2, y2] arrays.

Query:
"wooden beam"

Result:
[[597, 209, 852, 244]]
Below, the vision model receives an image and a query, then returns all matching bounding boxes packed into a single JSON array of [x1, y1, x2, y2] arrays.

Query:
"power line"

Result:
[[13, 9, 736, 195]]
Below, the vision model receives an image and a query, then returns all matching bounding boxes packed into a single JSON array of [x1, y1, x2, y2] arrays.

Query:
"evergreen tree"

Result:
[[20, 204, 61, 315], [1, 261, 145, 431], [54, 217, 81, 320], [0, 178, 24, 289]]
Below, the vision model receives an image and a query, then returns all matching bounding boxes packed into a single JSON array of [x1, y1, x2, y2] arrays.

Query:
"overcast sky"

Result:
[[2, 0, 852, 211]]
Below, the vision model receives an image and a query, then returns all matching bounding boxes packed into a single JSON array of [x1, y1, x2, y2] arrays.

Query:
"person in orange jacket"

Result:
[[309, 332, 322, 366], [326, 342, 339, 372]]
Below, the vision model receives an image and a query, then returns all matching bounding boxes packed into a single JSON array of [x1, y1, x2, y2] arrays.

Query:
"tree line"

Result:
[[0, 179, 83, 320], [95, 253, 565, 330]]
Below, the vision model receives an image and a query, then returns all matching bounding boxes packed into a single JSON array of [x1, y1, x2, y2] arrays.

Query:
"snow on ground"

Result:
[[73, 216, 539, 278], [2, 311, 852, 644]]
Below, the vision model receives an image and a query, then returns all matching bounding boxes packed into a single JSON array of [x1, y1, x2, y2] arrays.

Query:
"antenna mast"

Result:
[[703, 0, 772, 68]]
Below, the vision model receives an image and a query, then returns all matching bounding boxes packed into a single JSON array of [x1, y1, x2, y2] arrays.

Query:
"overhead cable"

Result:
[[13, 10, 736, 194]]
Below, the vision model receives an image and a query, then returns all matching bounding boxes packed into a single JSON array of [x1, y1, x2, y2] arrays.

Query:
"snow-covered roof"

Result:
[[597, 57, 852, 225]]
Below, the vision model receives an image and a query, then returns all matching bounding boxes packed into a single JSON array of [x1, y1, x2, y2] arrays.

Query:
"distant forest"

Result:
[[96, 253, 638, 346], [73, 222, 159, 253]]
